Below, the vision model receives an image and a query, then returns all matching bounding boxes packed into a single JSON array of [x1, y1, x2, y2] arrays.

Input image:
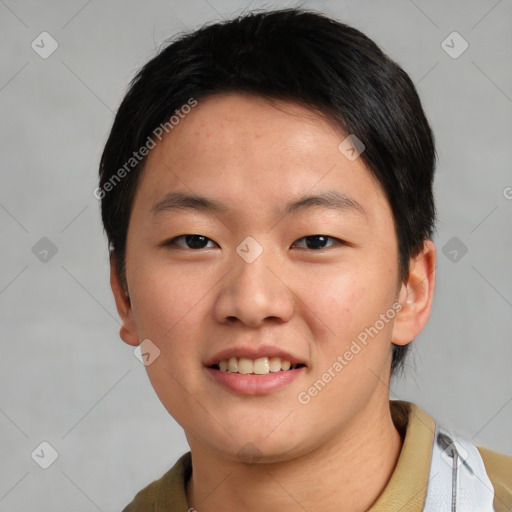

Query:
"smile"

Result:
[[210, 356, 306, 375]]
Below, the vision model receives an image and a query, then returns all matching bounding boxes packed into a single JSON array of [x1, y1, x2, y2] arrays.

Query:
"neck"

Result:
[[186, 397, 403, 512]]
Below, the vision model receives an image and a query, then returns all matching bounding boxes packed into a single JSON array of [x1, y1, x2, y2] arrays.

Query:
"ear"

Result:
[[392, 240, 436, 346], [110, 253, 140, 347]]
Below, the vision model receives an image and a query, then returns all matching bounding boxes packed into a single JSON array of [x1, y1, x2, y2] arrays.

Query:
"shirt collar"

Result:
[[369, 400, 435, 511]]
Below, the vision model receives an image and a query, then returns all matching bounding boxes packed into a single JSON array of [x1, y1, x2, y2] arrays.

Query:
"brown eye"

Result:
[[292, 235, 342, 250], [165, 234, 216, 249]]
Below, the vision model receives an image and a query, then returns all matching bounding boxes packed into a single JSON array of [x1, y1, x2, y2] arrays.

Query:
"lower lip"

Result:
[[205, 366, 306, 395]]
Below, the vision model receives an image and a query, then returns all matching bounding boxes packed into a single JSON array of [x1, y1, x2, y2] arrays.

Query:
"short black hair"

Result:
[[98, 7, 436, 376]]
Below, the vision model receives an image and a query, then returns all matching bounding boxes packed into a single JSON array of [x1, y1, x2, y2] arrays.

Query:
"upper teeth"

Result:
[[217, 357, 299, 374]]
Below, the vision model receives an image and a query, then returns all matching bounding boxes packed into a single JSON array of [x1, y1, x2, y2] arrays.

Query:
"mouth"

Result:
[[204, 347, 308, 394], [205, 357, 307, 395], [208, 356, 307, 375]]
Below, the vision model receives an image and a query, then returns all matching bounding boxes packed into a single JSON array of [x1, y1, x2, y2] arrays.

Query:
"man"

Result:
[[97, 8, 512, 511]]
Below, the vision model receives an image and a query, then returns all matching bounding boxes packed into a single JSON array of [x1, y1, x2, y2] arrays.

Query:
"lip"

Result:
[[205, 365, 306, 395], [205, 344, 307, 367]]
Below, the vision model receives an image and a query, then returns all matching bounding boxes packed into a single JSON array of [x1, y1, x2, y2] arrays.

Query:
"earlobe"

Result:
[[392, 240, 436, 346], [109, 254, 140, 347]]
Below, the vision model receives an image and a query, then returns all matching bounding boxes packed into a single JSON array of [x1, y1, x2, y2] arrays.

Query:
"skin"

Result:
[[110, 92, 436, 512]]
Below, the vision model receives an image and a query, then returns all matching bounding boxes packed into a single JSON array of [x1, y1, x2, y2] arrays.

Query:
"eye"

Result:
[[292, 235, 343, 250], [164, 234, 217, 250]]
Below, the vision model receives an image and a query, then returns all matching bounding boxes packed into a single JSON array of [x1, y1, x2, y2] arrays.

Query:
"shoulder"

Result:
[[122, 478, 159, 512], [477, 445, 512, 512], [121, 452, 192, 512]]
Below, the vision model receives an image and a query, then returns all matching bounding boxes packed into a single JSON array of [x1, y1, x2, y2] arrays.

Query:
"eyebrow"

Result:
[[150, 190, 366, 218]]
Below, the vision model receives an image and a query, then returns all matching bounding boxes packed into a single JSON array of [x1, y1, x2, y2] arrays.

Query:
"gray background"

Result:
[[0, 0, 511, 510]]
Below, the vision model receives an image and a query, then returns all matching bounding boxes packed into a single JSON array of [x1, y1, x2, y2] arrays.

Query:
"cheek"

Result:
[[127, 249, 210, 339], [126, 261, 209, 412], [303, 264, 396, 361], [131, 267, 208, 428], [300, 266, 367, 332]]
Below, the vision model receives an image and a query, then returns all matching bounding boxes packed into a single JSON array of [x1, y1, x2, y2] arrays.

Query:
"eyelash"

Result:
[[163, 234, 344, 251]]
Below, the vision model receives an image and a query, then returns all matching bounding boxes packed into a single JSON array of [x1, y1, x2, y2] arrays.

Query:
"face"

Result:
[[116, 92, 419, 463]]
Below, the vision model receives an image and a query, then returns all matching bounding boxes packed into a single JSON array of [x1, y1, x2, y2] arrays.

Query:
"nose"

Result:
[[212, 243, 295, 328]]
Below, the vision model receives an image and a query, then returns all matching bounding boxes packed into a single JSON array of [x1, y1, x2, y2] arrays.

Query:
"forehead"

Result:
[[154, 93, 348, 168], [133, 92, 389, 222]]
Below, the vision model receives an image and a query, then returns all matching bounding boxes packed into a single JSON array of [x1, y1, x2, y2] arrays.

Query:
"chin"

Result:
[[214, 429, 308, 464]]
